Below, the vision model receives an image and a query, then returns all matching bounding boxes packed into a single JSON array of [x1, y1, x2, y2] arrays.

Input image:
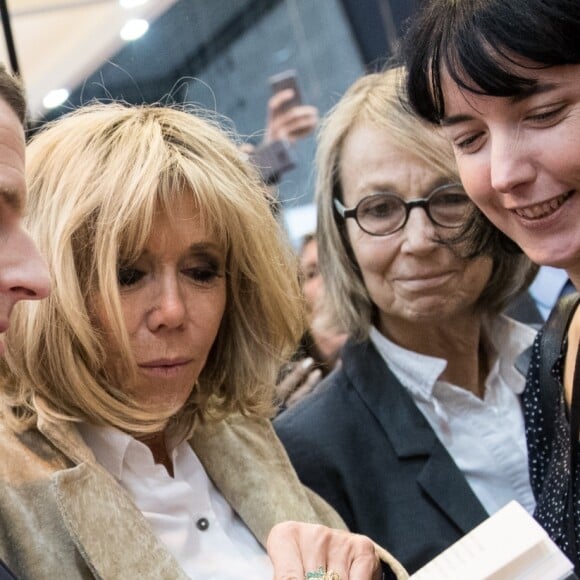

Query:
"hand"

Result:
[[276, 358, 323, 408], [267, 521, 382, 580], [264, 89, 319, 144]]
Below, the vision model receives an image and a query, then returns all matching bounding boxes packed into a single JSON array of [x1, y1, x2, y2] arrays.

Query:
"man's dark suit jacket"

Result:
[[274, 338, 490, 574]]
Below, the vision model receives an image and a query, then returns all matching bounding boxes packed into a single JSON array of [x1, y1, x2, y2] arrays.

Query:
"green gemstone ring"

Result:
[[305, 567, 326, 579]]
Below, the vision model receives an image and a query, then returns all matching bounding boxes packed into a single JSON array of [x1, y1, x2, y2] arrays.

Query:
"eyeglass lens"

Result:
[[356, 185, 470, 235]]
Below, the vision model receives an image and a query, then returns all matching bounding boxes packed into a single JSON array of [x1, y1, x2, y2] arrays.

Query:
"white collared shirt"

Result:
[[529, 265, 571, 319], [369, 315, 537, 516], [78, 423, 273, 580]]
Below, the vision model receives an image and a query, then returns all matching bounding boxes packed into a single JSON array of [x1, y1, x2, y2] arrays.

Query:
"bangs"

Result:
[[441, 30, 541, 102], [407, 0, 580, 124], [430, 26, 540, 124], [115, 154, 231, 268]]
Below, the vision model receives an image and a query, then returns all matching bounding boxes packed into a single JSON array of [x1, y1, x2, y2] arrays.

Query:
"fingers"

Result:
[[276, 357, 316, 402], [285, 368, 323, 408], [267, 521, 381, 580], [267, 521, 303, 579], [238, 142, 256, 156], [348, 542, 382, 580], [268, 88, 299, 114], [265, 89, 319, 143], [276, 106, 318, 142]]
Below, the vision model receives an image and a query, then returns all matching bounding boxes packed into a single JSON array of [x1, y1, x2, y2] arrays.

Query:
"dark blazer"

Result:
[[504, 290, 543, 326], [0, 561, 16, 580], [274, 338, 489, 574]]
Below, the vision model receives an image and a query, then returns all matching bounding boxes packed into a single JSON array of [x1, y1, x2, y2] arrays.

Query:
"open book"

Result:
[[410, 501, 577, 580]]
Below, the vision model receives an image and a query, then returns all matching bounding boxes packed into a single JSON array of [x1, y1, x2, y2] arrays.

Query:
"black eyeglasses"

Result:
[[333, 183, 472, 236]]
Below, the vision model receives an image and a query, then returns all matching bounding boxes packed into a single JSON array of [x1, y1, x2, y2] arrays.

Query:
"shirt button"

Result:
[[196, 517, 210, 531]]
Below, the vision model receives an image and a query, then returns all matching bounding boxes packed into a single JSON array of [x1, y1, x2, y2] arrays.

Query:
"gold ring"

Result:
[[304, 567, 341, 580]]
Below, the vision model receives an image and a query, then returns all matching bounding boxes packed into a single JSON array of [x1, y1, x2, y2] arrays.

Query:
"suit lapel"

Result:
[[416, 444, 488, 532], [343, 339, 488, 533]]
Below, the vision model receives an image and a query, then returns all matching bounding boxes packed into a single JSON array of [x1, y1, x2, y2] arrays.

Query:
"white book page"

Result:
[[410, 501, 574, 580]]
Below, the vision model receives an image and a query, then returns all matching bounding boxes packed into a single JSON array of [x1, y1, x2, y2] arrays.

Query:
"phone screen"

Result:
[[268, 69, 302, 112]]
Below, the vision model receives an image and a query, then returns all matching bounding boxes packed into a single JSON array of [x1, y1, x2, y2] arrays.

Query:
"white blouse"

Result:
[[370, 314, 537, 516], [78, 423, 273, 580]]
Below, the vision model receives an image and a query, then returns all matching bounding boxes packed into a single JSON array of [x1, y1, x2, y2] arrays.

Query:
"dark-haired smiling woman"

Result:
[[402, 0, 580, 569]]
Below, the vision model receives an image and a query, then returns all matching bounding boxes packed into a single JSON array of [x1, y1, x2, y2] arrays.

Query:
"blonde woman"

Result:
[[275, 68, 538, 573], [0, 103, 406, 579]]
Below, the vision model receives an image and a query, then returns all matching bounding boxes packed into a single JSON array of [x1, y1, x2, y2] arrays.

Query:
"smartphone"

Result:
[[268, 69, 302, 112], [248, 140, 297, 185]]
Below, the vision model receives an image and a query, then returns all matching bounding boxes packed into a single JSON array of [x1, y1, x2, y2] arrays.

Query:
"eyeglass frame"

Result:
[[333, 182, 471, 237]]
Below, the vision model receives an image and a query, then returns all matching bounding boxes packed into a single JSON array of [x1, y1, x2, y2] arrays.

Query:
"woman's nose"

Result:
[[400, 207, 438, 254], [489, 131, 536, 194], [147, 278, 187, 331]]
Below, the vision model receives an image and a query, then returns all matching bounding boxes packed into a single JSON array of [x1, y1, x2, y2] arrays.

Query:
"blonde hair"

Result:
[[316, 67, 536, 340], [2, 103, 303, 439]]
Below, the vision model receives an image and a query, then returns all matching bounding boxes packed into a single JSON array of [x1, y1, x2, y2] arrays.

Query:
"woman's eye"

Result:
[[303, 266, 319, 281], [184, 265, 222, 284], [454, 132, 483, 153], [527, 105, 565, 124], [361, 198, 398, 218], [118, 267, 145, 287]]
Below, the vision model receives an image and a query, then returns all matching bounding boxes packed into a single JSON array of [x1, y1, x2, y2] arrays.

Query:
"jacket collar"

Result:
[[342, 339, 488, 533], [191, 413, 346, 545], [36, 415, 188, 579], [37, 411, 345, 573]]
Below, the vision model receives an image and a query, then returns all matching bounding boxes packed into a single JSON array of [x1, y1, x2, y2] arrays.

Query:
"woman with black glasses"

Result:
[[275, 67, 539, 574]]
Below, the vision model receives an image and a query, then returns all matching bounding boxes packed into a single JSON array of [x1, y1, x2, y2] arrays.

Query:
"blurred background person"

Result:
[[275, 68, 538, 573], [277, 232, 348, 409], [242, 82, 320, 222], [0, 102, 403, 580]]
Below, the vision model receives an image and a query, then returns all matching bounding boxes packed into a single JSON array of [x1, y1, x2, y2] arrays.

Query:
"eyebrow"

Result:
[[359, 176, 454, 197], [138, 241, 224, 258], [440, 81, 559, 127], [187, 242, 224, 256]]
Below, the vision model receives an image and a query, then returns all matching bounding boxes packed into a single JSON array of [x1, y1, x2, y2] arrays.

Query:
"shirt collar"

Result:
[[369, 314, 536, 401], [77, 422, 138, 480], [528, 266, 569, 314], [490, 314, 537, 394], [369, 326, 447, 401]]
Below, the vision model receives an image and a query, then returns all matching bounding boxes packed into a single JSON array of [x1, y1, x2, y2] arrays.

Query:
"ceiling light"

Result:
[[120, 18, 149, 41], [119, 0, 148, 8], [43, 88, 69, 109]]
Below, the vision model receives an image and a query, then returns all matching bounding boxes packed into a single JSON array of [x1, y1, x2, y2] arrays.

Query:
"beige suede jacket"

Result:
[[0, 412, 407, 579]]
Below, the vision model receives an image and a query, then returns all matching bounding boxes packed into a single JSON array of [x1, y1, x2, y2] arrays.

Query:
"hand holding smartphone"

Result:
[[268, 69, 303, 113]]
